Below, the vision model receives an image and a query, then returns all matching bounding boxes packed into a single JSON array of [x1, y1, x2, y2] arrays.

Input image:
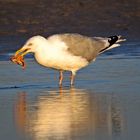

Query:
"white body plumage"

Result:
[[14, 33, 126, 86]]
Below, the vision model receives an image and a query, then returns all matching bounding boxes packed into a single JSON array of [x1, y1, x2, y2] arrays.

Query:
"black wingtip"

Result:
[[108, 36, 118, 46]]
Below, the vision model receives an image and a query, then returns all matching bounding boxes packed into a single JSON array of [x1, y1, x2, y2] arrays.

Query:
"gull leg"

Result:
[[70, 72, 76, 86], [59, 71, 63, 86]]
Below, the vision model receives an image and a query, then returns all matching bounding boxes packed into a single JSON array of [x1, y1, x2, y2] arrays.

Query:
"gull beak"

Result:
[[15, 47, 30, 57]]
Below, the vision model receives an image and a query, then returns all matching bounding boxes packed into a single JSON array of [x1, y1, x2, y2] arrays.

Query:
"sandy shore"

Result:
[[0, 0, 140, 40]]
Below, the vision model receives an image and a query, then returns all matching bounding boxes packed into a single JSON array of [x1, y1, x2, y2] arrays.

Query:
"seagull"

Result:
[[12, 33, 126, 86]]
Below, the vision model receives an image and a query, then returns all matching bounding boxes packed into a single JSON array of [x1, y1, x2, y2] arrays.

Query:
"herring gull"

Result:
[[11, 33, 126, 86]]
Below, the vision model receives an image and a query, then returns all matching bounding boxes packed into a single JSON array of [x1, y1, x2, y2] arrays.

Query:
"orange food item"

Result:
[[10, 55, 26, 69]]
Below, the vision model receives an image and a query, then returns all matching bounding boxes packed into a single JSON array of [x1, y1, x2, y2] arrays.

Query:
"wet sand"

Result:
[[0, 43, 140, 140], [0, 0, 140, 40]]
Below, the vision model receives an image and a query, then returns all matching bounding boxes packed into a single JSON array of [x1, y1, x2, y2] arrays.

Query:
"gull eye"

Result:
[[28, 43, 32, 46]]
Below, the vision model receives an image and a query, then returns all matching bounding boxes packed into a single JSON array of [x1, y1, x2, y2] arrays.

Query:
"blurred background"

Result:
[[0, 0, 139, 38]]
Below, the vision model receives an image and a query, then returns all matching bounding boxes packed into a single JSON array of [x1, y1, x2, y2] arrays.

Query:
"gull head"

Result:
[[15, 35, 47, 57]]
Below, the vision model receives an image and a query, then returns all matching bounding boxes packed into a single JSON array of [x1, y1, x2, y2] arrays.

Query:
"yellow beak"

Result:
[[15, 48, 30, 57]]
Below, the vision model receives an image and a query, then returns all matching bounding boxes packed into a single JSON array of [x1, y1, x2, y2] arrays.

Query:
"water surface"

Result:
[[0, 42, 140, 139]]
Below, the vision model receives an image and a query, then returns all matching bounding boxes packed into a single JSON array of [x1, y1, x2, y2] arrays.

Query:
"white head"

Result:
[[15, 35, 47, 56]]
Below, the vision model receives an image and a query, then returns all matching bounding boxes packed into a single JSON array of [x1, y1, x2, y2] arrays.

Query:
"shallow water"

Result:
[[0, 88, 127, 140], [0, 85, 140, 140], [0, 41, 140, 140]]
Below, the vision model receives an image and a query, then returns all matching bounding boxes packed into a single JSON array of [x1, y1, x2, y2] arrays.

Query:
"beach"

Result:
[[0, 0, 140, 140]]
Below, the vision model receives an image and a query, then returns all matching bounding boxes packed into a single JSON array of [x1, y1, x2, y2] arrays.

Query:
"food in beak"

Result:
[[10, 48, 30, 69], [10, 54, 26, 69]]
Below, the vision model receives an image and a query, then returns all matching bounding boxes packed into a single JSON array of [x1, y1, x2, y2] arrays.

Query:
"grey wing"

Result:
[[59, 34, 108, 62]]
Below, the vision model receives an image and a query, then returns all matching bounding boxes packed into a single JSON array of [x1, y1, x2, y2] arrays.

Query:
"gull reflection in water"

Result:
[[14, 88, 124, 140]]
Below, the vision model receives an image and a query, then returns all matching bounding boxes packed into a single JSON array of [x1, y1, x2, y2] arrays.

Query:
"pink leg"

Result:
[[59, 71, 63, 86]]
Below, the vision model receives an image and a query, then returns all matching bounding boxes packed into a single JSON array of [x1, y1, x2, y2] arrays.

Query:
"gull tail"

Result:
[[99, 35, 126, 53]]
